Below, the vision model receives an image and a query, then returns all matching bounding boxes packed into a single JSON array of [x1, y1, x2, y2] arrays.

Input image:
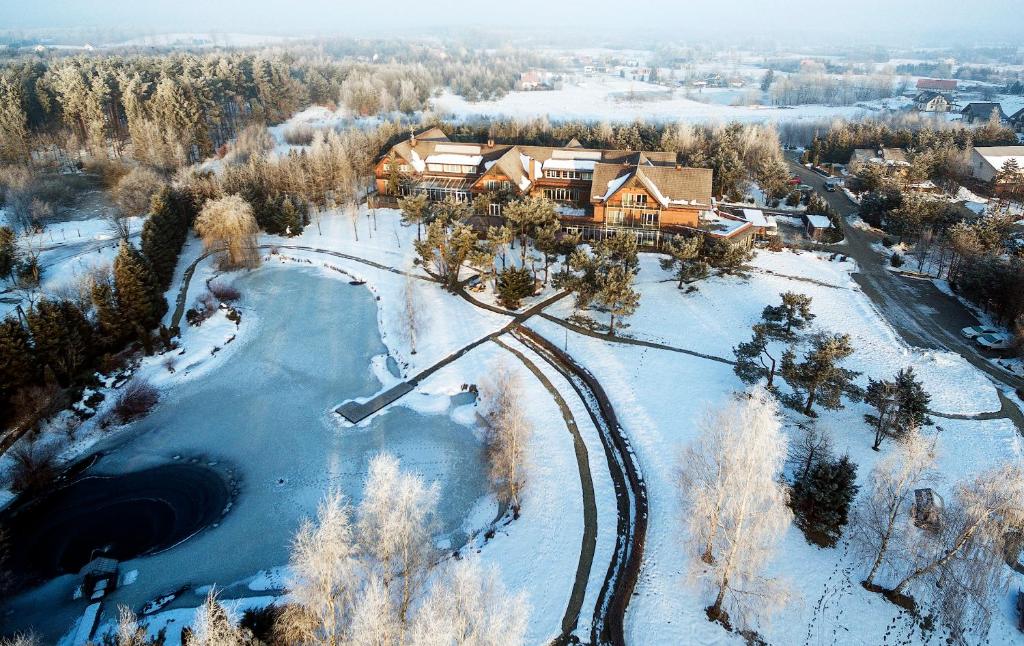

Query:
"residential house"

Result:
[[913, 90, 952, 112], [916, 78, 957, 92], [960, 102, 1007, 125], [1009, 107, 1024, 133], [375, 129, 753, 248], [848, 148, 912, 178], [969, 146, 1024, 184]]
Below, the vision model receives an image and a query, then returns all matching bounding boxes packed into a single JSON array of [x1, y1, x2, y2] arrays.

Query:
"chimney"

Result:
[[487, 138, 495, 148], [675, 163, 682, 170], [409, 126, 417, 148]]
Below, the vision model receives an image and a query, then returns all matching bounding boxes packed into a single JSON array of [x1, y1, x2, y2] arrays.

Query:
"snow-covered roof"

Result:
[[424, 153, 483, 167], [551, 149, 603, 161], [410, 150, 425, 173], [806, 214, 832, 229], [741, 208, 776, 228], [600, 174, 631, 200], [543, 158, 597, 171], [973, 146, 1024, 172], [433, 143, 482, 155]]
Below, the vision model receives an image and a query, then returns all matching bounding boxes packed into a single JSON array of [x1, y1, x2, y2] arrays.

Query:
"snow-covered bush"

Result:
[[113, 380, 160, 423]]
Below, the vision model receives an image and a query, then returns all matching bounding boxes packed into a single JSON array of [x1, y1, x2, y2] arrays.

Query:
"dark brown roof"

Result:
[[589, 162, 712, 208]]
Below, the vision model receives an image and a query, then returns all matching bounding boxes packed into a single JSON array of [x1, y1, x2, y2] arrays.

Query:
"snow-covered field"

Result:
[[529, 247, 1024, 645], [6, 202, 1024, 644], [433, 75, 912, 124]]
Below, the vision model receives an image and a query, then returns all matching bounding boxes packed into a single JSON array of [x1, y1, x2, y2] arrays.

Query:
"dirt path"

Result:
[[492, 338, 598, 643]]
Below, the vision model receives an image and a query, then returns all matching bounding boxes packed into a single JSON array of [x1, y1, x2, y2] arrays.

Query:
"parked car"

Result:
[[788, 176, 802, 185], [824, 178, 843, 192], [797, 184, 814, 192], [960, 325, 999, 339], [976, 333, 1013, 350], [996, 358, 1024, 378]]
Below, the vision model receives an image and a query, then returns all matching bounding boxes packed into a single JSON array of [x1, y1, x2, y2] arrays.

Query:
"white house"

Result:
[[970, 146, 1024, 183]]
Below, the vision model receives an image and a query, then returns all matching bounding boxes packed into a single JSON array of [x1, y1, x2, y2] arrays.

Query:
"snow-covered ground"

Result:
[[7, 202, 1023, 644], [433, 74, 912, 124], [528, 246, 1023, 645], [5, 208, 608, 645]]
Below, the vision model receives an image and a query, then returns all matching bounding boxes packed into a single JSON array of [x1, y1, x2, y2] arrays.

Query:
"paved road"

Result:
[[784, 154, 1024, 425]]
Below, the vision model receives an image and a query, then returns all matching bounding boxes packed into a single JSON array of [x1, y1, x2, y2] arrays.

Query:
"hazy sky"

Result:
[[1, 0, 1022, 45]]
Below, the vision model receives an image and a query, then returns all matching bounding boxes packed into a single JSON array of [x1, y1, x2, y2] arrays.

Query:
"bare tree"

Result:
[[409, 557, 529, 646], [401, 271, 422, 358], [190, 590, 248, 646], [281, 490, 361, 645], [678, 387, 792, 628], [357, 453, 439, 630], [195, 195, 261, 269], [851, 429, 936, 588], [478, 366, 532, 516], [348, 573, 401, 646], [0, 634, 39, 646], [113, 605, 149, 646], [892, 464, 1024, 638]]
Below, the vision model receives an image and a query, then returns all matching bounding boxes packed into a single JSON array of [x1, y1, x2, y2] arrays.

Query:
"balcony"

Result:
[[605, 206, 662, 228]]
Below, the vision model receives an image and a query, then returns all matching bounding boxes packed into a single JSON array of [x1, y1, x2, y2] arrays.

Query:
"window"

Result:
[[622, 193, 647, 207], [485, 180, 499, 190], [382, 162, 391, 172], [488, 203, 502, 216], [543, 188, 580, 202], [606, 209, 624, 225], [399, 164, 409, 173], [641, 211, 658, 227], [544, 169, 589, 180]]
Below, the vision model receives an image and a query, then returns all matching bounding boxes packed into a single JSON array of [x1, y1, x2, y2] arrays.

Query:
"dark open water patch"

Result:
[[2, 463, 229, 580]]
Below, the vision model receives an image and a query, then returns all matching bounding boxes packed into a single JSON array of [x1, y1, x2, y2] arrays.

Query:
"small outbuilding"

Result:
[[912, 488, 944, 531], [803, 214, 833, 240]]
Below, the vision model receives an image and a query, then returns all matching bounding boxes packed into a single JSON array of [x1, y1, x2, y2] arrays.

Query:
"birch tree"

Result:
[[891, 464, 1024, 637], [190, 590, 247, 646], [678, 387, 792, 628], [479, 366, 532, 516], [409, 557, 529, 646], [281, 491, 361, 645], [401, 271, 422, 358], [851, 429, 936, 587], [357, 453, 439, 629]]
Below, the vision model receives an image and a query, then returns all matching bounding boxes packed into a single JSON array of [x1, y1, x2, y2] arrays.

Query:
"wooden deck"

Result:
[[335, 382, 416, 423]]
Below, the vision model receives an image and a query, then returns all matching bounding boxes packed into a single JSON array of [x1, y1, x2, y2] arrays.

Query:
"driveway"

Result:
[[783, 153, 1024, 403]]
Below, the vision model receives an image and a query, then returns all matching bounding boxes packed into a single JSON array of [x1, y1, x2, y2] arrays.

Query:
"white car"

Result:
[[976, 333, 1013, 350], [961, 325, 998, 339]]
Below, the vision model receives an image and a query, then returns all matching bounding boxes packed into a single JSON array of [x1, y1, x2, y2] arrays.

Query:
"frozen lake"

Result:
[[1, 266, 487, 640]]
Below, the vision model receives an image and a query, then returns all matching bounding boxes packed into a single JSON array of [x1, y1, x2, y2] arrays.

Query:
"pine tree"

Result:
[[762, 292, 815, 340], [0, 226, 16, 280], [496, 267, 534, 310], [0, 316, 36, 408], [865, 367, 931, 450], [140, 187, 190, 291], [659, 235, 707, 288], [26, 299, 94, 386], [598, 264, 641, 336], [398, 194, 429, 241], [733, 323, 780, 388], [114, 241, 166, 343], [91, 276, 124, 351], [781, 332, 862, 416], [791, 454, 859, 547]]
